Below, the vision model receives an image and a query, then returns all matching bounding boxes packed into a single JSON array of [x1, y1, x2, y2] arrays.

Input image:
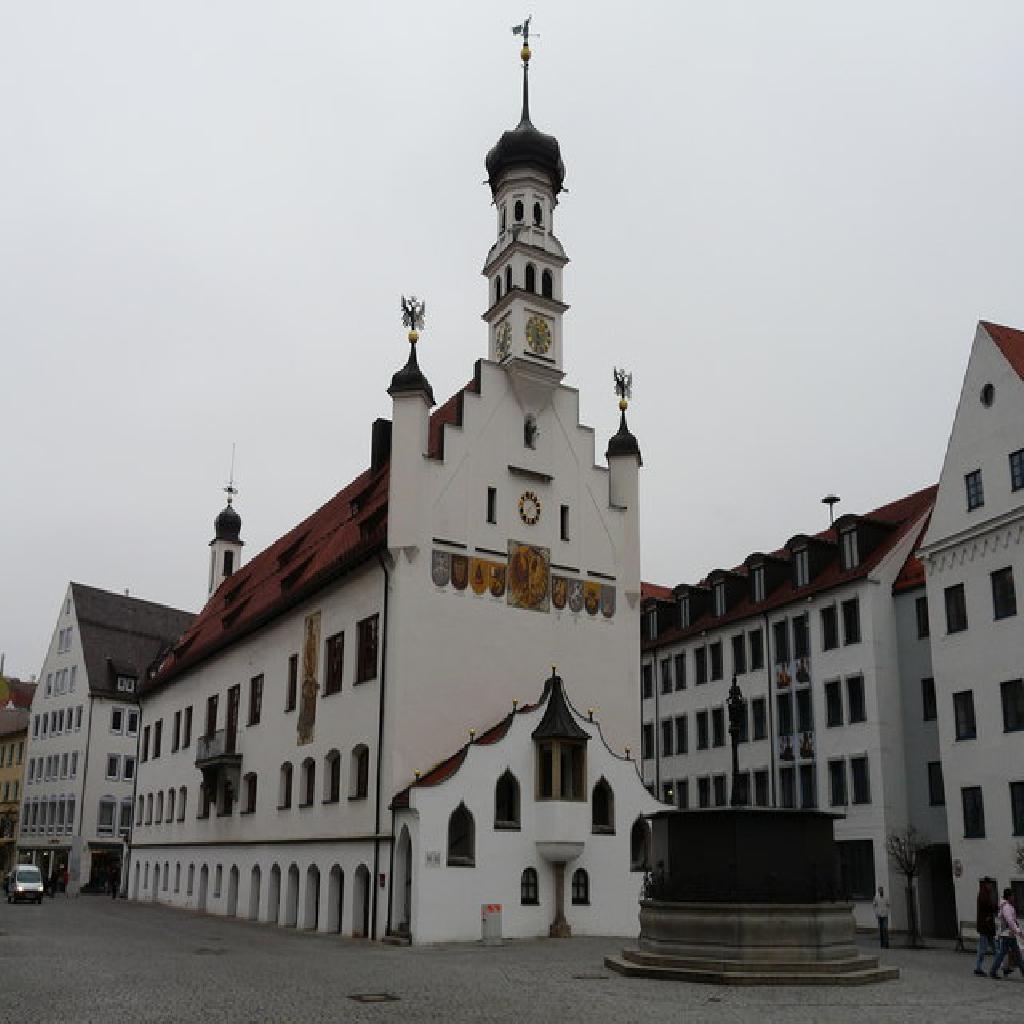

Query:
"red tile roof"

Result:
[[892, 514, 931, 594], [641, 582, 673, 601], [981, 321, 1024, 381], [643, 484, 937, 651]]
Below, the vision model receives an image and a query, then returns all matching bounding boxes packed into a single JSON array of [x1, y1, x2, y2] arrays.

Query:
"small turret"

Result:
[[606, 370, 641, 608], [208, 459, 244, 596]]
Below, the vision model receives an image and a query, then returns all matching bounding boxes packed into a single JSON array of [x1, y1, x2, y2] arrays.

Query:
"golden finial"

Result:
[[619, 398, 628, 412], [521, 44, 531, 62], [512, 698, 519, 711], [624, 745, 631, 759], [414, 769, 421, 780], [587, 707, 594, 721], [513, 16, 533, 63], [468, 728, 476, 741]]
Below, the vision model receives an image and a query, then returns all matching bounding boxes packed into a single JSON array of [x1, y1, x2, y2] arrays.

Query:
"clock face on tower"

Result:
[[495, 319, 511, 360], [524, 315, 552, 355]]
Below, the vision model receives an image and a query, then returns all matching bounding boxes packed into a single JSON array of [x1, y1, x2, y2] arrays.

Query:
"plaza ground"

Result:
[[1, 895, 1022, 1023]]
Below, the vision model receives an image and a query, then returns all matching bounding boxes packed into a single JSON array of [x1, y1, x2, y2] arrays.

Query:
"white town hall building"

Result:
[[128, 39, 659, 942]]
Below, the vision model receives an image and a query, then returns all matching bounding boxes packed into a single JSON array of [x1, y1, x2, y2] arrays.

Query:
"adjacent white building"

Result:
[[128, 42, 659, 943], [19, 583, 193, 891], [918, 320, 1024, 922], [640, 485, 958, 935]]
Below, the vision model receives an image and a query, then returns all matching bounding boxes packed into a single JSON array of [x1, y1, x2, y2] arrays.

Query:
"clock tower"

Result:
[[483, 31, 568, 412]]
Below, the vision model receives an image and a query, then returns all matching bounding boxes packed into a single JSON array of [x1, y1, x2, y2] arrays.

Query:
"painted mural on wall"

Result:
[[297, 610, 321, 746], [507, 541, 550, 612]]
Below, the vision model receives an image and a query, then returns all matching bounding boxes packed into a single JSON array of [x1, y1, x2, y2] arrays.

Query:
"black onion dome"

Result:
[[214, 502, 242, 542], [605, 410, 642, 464], [485, 64, 565, 196], [387, 343, 435, 404]]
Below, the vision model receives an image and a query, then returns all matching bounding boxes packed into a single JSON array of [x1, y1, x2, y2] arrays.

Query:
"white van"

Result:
[[7, 864, 44, 904]]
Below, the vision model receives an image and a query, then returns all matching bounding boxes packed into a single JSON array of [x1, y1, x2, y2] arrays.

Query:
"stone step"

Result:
[[621, 949, 881, 974], [604, 955, 899, 987]]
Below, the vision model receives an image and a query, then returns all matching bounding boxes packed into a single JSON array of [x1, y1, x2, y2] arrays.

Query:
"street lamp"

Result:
[[726, 675, 747, 807]]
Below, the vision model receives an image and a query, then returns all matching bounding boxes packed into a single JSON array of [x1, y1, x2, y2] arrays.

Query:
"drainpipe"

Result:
[[371, 550, 391, 940], [125, 697, 143, 897], [76, 695, 95, 884]]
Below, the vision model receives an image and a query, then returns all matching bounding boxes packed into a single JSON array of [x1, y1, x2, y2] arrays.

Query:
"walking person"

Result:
[[989, 888, 1024, 978], [974, 877, 998, 976], [872, 886, 890, 949]]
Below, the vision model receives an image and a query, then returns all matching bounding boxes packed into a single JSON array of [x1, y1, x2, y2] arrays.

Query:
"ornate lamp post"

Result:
[[726, 675, 747, 807]]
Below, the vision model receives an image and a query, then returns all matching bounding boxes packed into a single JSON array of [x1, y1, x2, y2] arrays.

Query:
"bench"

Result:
[[957, 920, 980, 952]]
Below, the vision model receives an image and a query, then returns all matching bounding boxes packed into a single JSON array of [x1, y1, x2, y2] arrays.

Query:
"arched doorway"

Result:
[[284, 864, 299, 927], [227, 865, 239, 917], [249, 865, 262, 921], [198, 865, 209, 912], [152, 863, 160, 901], [268, 864, 281, 924], [393, 826, 412, 938], [353, 864, 370, 938], [327, 865, 344, 934], [303, 865, 320, 931]]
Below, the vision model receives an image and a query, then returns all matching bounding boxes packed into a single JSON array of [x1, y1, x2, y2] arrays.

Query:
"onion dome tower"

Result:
[[208, 461, 244, 597], [482, 20, 569, 412]]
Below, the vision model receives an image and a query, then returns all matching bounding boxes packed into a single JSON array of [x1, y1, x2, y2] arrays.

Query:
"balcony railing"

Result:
[[195, 729, 239, 767]]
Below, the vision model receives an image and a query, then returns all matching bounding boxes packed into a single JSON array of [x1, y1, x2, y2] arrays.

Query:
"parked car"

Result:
[[7, 864, 44, 904]]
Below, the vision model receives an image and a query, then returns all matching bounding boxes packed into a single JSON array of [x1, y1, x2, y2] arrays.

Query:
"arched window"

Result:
[[592, 777, 615, 834], [500, 206, 507, 232], [533, 201, 543, 226], [178, 785, 187, 822], [166, 788, 175, 823], [630, 816, 650, 872], [504, 265, 512, 294], [494, 770, 520, 829], [447, 801, 475, 866], [571, 868, 589, 905], [495, 277, 502, 303], [350, 744, 369, 800], [520, 867, 539, 905], [301, 758, 315, 807], [541, 269, 553, 299], [324, 750, 341, 803], [514, 199, 524, 222], [279, 762, 293, 809], [243, 772, 257, 813], [524, 263, 536, 293]]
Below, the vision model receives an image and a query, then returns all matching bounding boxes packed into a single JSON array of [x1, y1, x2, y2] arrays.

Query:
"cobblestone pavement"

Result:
[[2, 895, 1023, 1023]]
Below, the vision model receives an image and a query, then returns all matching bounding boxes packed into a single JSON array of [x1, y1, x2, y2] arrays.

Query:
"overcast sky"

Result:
[[2, 1, 1023, 679]]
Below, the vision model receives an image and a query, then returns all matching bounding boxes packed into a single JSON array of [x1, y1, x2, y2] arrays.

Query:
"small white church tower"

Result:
[[207, 481, 243, 596]]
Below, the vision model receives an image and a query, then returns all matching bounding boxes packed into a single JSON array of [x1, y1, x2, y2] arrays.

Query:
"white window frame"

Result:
[[126, 709, 139, 736], [840, 528, 858, 570], [105, 754, 120, 781], [111, 707, 124, 734], [97, 798, 116, 837], [752, 566, 765, 603], [123, 756, 135, 781]]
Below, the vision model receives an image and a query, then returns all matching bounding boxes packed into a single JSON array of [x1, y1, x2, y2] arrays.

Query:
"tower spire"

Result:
[[512, 16, 533, 125], [225, 442, 237, 506]]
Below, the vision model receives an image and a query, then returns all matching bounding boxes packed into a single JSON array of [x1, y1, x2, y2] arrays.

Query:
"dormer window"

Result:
[[794, 548, 809, 588], [646, 609, 658, 640], [536, 740, 586, 801], [752, 566, 766, 603], [840, 529, 859, 571], [116, 676, 136, 693], [713, 581, 726, 617], [679, 596, 690, 628]]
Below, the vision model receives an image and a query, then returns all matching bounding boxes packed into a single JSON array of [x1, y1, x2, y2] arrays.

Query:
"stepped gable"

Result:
[[981, 320, 1024, 380], [70, 584, 195, 696], [153, 372, 484, 690], [644, 484, 937, 650]]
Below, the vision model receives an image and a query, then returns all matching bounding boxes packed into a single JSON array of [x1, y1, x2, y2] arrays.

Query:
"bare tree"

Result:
[[886, 826, 925, 948]]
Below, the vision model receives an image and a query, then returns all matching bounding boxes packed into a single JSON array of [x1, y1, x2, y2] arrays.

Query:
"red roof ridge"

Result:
[[980, 321, 1024, 382]]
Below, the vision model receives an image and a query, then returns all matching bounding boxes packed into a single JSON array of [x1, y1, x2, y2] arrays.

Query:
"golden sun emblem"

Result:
[[518, 490, 541, 525]]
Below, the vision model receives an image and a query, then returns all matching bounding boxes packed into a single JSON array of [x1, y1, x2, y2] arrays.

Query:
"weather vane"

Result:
[[613, 368, 633, 409], [224, 442, 238, 505], [511, 16, 533, 47], [400, 295, 426, 342]]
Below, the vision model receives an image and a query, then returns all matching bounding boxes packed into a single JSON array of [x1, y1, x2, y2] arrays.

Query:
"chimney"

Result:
[[371, 418, 392, 473]]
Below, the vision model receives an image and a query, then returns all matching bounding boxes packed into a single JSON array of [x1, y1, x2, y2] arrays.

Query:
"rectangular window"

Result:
[[70, 751, 77, 777], [111, 707, 123, 733], [172, 710, 181, 752], [141, 725, 150, 762], [779, 766, 796, 809], [1010, 449, 1024, 492], [793, 614, 809, 659], [646, 609, 658, 640], [60, 752, 68, 778], [677, 779, 689, 809], [323, 631, 345, 696], [954, 689, 977, 740], [749, 628, 764, 670], [69, 666, 76, 692], [696, 711, 709, 750], [153, 719, 162, 759], [829, 759, 847, 806], [846, 675, 866, 723], [661, 782, 673, 804], [794, 548, 809, 588], [945, 583, 968, 633], [965, 469, 984, 511], [486, 486, 497, 524], [851, 756, 870, 804], [641, 722, 654, 760], [841, 598, 861, 644], [1001, 679, 1024, 732], [247, 673, 264, 723], [820, 605, 838, 651], [695, 647, 707, 685], [674, 714, 687, 754], [799, 763, 817, 808], [752, 566, 765, 603], [560, 504, 569, 541], [356, 614, 379, 682], [641, 663, 653, 700], [713, 582, 726, 617], [711, 707, 725, 747], [697, 777, 711, 808], [773, 620, 789, 663], [1010, 781, 1024, 836], [183, 706, 192, 748], [796, 688, 813, 733], [286, 654, 298, 710], [713, 774, 728, 807], [825, 679, 843, 727], [840, 528, 859, 570], [123, 756, 135, 781], [754, 769, 770, 807], [776, 692, 794, 735], [105, 755, 119, 780], [731, 634, 746, 676], [837, 839, 875, 900], [678, 595, 690, 628], [709, 642, 723, 681], [991, 567, 1017, 620], [962, 786, 985, 838], [752, 697, 767, 740], [915, 595, 930, 638], [927, 761, 945, 806], [660, 659, 673, 695], [673, 652, 686, 690], [97, 799, 115, 837], [921, 677, 937, 721]]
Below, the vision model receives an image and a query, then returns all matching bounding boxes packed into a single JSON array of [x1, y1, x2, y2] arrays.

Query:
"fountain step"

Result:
[[604, 953, 899, 987], [621, 949, 880, 974]]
